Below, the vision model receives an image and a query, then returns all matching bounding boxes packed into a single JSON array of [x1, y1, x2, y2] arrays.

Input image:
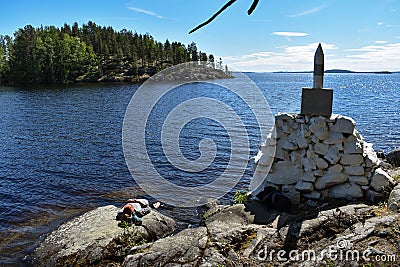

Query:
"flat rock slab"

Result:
[[32, 201, 400, 266], [32, 205, 175, 266], [33, 205, 123, 266], [123, 227, 208, 267]]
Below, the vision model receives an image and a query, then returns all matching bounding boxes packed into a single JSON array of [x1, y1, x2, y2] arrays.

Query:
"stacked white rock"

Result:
[[252, 113, 395, 205]]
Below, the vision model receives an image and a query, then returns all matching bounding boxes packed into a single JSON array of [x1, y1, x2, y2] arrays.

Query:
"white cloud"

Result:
[[376, 22, 400, 28], [273, 32, 310, 42], [329, 43, 400, 71], [346, 43, 400, 59], [288, 3, 328, 18], [128, 7, 163, 19], [224, 42, 337, 72], [345, 45, 387, 52], [375, 40, 388, 44], [273, 32, 310, 37], [223, 42, 400, 72]]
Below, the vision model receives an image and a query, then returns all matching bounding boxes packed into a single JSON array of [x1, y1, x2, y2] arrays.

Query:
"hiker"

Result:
[[117, 198, 161, 225]]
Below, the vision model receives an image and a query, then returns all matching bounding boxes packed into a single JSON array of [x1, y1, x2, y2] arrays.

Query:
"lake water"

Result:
[[0, 73, 399, 264]]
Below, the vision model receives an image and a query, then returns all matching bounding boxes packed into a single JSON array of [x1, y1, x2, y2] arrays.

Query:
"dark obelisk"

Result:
[[313, 43, 324, 89], [301, 43, 333, 117]]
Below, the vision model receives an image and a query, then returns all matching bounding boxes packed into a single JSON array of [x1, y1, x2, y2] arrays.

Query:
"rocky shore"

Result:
[[77, 62, 232, 84], [29, 109, 400, 266], [31, 166, 400, 266]]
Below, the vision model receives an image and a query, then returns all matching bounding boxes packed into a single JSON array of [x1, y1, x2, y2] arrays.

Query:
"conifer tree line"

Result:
[[0, 21, 219, 84]]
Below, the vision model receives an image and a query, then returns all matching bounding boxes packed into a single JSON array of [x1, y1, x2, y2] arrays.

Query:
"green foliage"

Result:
[[326, 258, 336, 267], [0, 21, 216, 84], [392, 173, 400, 182], [234, 190, 249, 204], [121, 221, 146, 248], [0, 35, 11, 83]]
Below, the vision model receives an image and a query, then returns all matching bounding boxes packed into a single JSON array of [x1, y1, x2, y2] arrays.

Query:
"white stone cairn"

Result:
[[251, 113, 394, 205]]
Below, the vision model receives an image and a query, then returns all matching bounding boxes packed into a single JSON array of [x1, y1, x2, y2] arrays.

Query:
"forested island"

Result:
[[0, 22, 223, 84]]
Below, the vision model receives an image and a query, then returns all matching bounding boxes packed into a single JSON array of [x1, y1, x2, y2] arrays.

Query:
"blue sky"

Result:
[[0, 0, 399, 71]]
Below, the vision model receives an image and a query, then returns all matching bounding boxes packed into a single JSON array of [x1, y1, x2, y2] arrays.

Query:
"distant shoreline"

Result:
[[271, 69, 398, 74]]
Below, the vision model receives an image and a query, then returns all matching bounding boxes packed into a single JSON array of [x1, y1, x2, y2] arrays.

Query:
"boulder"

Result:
[[370, 168, 395, 192], [276, 127, 288, 139], [323, 145, 341, 164], [32, 205, 175, 267], [313, 126, 329, 141], [340, 154, 364, 166], [344, 166, 365, 176], [335, 142, 344, 151], [295, 181, 314, 192], [302, 157, 316, 172], [205, 204, 254, 241], [123, 227, 208, 267], [140, 209, 177, 240], [365, 189, 385, 205], [274, 146, 289, 161], [363, 142, 380, 168], [290, 150, 305, 166], [253, 145, 274, 166], [323, 131, 344, 145], [329, 183, 363, 199], [330, 115, 356, 134], [286, 129, 308, 149], [309, 116, 326, 133], [349, 175, 369, 186], [315, 173, 348, 190], [315, 157, 329, 170], [387, 148, 400, 167], [327, 164, 343, 173], [314, 142, 329, 155], [301, 172, 316, 183], [266, 161, 303, 185], [281, 123, 294, 134], [388, 185, 400, 212], [277, 137, 296, 150], [343, 136, 363, 154]]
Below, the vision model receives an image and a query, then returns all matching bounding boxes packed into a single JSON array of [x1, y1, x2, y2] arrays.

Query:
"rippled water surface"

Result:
[[0, 73, 399, 264]]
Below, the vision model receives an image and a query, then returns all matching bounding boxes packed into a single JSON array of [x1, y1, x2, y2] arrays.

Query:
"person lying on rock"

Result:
[[116, 198, 161, 225]]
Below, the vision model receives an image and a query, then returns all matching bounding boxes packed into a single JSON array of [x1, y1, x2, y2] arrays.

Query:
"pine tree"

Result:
[[0, 22, 216, 84], [188, 42, 199, 62]]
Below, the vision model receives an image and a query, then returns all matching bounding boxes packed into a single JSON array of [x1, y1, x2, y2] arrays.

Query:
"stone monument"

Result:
[[301, 43, 333, 117], [251, 44, 394, 206]]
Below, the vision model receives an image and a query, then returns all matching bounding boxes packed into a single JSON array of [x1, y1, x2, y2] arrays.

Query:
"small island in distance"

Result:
[[0, 21, 228, 85], [273, 69, 397, 74]]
